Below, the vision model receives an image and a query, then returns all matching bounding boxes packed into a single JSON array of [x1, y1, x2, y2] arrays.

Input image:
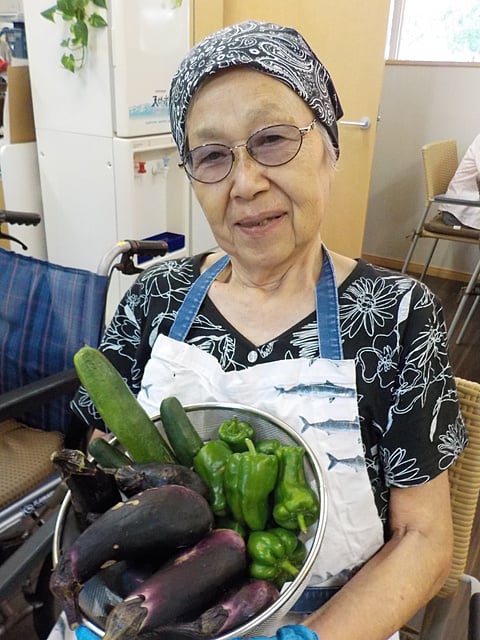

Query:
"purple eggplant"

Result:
[[114, 462, 209, 500], [139, 579, 280, 640], [102, 528, 248, 640], [51, 448, 121, 530], [50, 485, 214, 628]]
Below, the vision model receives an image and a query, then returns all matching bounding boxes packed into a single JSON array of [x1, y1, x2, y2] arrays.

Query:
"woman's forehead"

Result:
[[187, 68, 312, 128]]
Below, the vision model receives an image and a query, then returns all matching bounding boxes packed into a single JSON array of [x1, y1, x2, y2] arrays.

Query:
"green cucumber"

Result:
[[74, 345, 176, 464], [160, 396, 204, 467], [88, 437, 131, 469]]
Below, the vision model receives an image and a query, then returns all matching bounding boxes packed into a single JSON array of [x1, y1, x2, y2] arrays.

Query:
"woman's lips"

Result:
[[236, 212, 286, 228]]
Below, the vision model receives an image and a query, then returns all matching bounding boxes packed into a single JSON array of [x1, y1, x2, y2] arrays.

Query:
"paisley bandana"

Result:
[[169, 20, 344, 160]]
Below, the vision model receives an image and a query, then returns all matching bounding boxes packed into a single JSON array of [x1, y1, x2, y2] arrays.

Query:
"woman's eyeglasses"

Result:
[[180, 120, 317, 184]]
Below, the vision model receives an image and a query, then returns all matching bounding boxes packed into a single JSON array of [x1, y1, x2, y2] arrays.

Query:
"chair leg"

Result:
[[419, 239, 439, 281], [401, 202, 435, 278], [448, 260, 480, 341], [456, 295, 480, 344]]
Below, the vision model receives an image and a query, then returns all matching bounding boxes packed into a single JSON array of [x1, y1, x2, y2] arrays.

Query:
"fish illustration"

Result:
[[140, 382, 153, 398], [299, 416, 359, 434], [275, 380, 356, 402], [326, 452, 364, 471]]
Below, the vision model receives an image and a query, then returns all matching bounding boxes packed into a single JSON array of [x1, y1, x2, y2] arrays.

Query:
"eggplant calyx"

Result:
[[103, 595, 148, 640]]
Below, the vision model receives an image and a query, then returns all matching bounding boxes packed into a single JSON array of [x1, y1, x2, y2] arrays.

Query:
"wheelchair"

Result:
[[0, 210, 167, 638]]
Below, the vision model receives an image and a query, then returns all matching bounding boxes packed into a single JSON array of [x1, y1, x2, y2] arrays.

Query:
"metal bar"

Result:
[[339, 117, 371, 130]]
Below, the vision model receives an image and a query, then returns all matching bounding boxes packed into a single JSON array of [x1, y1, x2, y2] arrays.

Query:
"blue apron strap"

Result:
[[169, 249, 343, 360], [316, 247, 343, 360], [169, 254, 229, 342]]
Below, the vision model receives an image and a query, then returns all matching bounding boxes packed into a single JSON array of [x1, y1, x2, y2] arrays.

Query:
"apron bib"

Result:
[[138, 250, 385, 594]]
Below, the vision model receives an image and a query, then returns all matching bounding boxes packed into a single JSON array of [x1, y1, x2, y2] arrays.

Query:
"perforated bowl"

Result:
[[53, 402, 327, 638]]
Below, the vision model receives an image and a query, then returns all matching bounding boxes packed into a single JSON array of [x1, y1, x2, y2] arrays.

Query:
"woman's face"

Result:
[[185, 68, 335, 270]]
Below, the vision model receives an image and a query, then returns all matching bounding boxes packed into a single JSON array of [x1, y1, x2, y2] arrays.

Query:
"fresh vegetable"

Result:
[[141, 579, 280, 640], [51, 449, 121, 530], [193, 440, 233, 516], [223, 438, 279, 531], [114, 462, 210, 500], [273, 446, 319, 534], [214, 516, 247, 539], [247, 528, 307, 588], [217, 416, 255, 452], [73, 345, 176, 464], [160, 396, 204, 467], [102, 529, 248, 640], [50, 485, 214, 627], [88, 437, 132, 469], [256, 438, 282, 455]]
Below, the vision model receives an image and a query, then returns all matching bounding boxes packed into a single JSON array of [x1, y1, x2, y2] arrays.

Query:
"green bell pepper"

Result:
[[224, 438, 279, 531], [248, 527, 307, 588], [218, 415, 255, 452], [215, 515, 248, 539], [256, 438, 282, 455], [193, 439, 233, 516], [273, 445, 320, 534]]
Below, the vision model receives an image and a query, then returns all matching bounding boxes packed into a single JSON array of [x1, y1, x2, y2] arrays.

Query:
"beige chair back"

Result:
[[421, 139, 458, 205], [439, 376, 480, 598]]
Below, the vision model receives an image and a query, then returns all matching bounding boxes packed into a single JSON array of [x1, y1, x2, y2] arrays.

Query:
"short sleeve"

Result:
[[380, 280, 467, 487]]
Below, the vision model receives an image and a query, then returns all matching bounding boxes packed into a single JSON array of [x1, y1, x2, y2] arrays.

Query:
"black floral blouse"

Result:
[[72, 256, 467, 523]]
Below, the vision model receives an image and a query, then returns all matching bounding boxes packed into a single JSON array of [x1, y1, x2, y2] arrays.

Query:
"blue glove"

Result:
[[233, 624, 319, 640], [75, 625, 101, 640]]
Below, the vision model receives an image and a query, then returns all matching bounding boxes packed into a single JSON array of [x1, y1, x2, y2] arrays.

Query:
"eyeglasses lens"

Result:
[[186, 124, 304, 184]]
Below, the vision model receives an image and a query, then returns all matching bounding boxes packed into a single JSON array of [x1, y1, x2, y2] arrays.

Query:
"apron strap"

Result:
[[169, 248, 343, 360], [169, 254, 229, 341]]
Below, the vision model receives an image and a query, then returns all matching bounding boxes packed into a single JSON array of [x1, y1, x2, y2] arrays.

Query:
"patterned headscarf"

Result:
[[169, 20, 344, 160]]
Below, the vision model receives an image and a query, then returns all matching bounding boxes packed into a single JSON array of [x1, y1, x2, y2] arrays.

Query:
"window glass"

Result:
[[388, 0, 480, 62]]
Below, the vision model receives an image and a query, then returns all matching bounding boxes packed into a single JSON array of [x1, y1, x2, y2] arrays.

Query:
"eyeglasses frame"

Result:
[[179, 119, 318, 184]]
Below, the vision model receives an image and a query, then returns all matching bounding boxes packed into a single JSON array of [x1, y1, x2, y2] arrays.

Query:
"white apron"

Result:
[[47, 250, 398, 640]]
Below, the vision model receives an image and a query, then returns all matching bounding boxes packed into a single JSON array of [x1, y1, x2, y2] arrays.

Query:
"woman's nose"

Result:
[[229, 147, 269, 198]]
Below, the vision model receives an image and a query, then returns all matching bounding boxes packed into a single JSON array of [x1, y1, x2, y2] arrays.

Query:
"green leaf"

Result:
[[40, 5, 57, 21], [88, 13, 107, 28], [91, 0, 107, 8], [61, 52, 76, 72], [57, 0, 75, 18], [60, 37, 70, 47], [72, 19, 89, 46]]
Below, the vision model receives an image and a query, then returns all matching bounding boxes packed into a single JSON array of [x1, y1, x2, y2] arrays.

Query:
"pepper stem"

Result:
[[281, 559, 300, 578], [245, 438, 256, 455], [297, 513, 308, 534]]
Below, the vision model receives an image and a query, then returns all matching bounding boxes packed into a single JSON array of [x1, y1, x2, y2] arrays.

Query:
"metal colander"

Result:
[[53, 402, 327, 639]]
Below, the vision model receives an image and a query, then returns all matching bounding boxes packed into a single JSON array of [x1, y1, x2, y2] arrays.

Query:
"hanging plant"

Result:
[[40, 0, 108, 73]]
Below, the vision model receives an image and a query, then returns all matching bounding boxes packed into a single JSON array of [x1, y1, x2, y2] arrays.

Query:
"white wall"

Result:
[[363, 62, 480, 278]]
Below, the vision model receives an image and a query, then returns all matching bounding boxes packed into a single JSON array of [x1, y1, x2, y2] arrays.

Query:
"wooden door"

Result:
[[217, 0, 391, 258]]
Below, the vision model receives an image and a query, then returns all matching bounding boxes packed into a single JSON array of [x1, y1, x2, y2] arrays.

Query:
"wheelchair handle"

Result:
[[126, 239, 169, 256], [0, 210, 41, 226]]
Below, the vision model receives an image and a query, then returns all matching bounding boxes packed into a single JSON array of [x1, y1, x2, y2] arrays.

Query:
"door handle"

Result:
[[339, 117, 371, 130]]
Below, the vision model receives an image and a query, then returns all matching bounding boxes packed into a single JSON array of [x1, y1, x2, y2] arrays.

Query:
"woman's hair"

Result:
[[169, 20, 343, 162]]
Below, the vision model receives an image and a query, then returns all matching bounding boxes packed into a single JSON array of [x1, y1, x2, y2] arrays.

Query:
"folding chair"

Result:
[[400, 140, 480, 345], [0, 212, 167, 638], [402, 377, 480, 640]]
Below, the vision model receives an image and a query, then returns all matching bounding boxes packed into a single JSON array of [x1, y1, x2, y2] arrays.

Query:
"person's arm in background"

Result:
[[303, 471, 453, 639]]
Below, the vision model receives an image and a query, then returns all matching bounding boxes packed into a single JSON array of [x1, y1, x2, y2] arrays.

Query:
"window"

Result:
[[387, 0, 480, 62]]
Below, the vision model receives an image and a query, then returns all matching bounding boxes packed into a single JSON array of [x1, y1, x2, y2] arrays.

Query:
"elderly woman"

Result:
[[70, 20, 465, 640]]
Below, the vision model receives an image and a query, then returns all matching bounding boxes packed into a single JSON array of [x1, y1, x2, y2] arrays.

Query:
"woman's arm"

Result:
[[303, 471, 453, 639]]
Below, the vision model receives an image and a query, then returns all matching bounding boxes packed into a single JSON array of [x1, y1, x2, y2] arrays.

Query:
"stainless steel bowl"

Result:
[[53, 402, 327, 638]]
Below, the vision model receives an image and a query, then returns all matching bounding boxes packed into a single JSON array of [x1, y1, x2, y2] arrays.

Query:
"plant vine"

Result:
[[41, 0, 108, 73]]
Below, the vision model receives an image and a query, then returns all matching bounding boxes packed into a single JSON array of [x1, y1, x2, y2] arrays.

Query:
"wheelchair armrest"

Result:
[[0, 368, 80, 421]]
